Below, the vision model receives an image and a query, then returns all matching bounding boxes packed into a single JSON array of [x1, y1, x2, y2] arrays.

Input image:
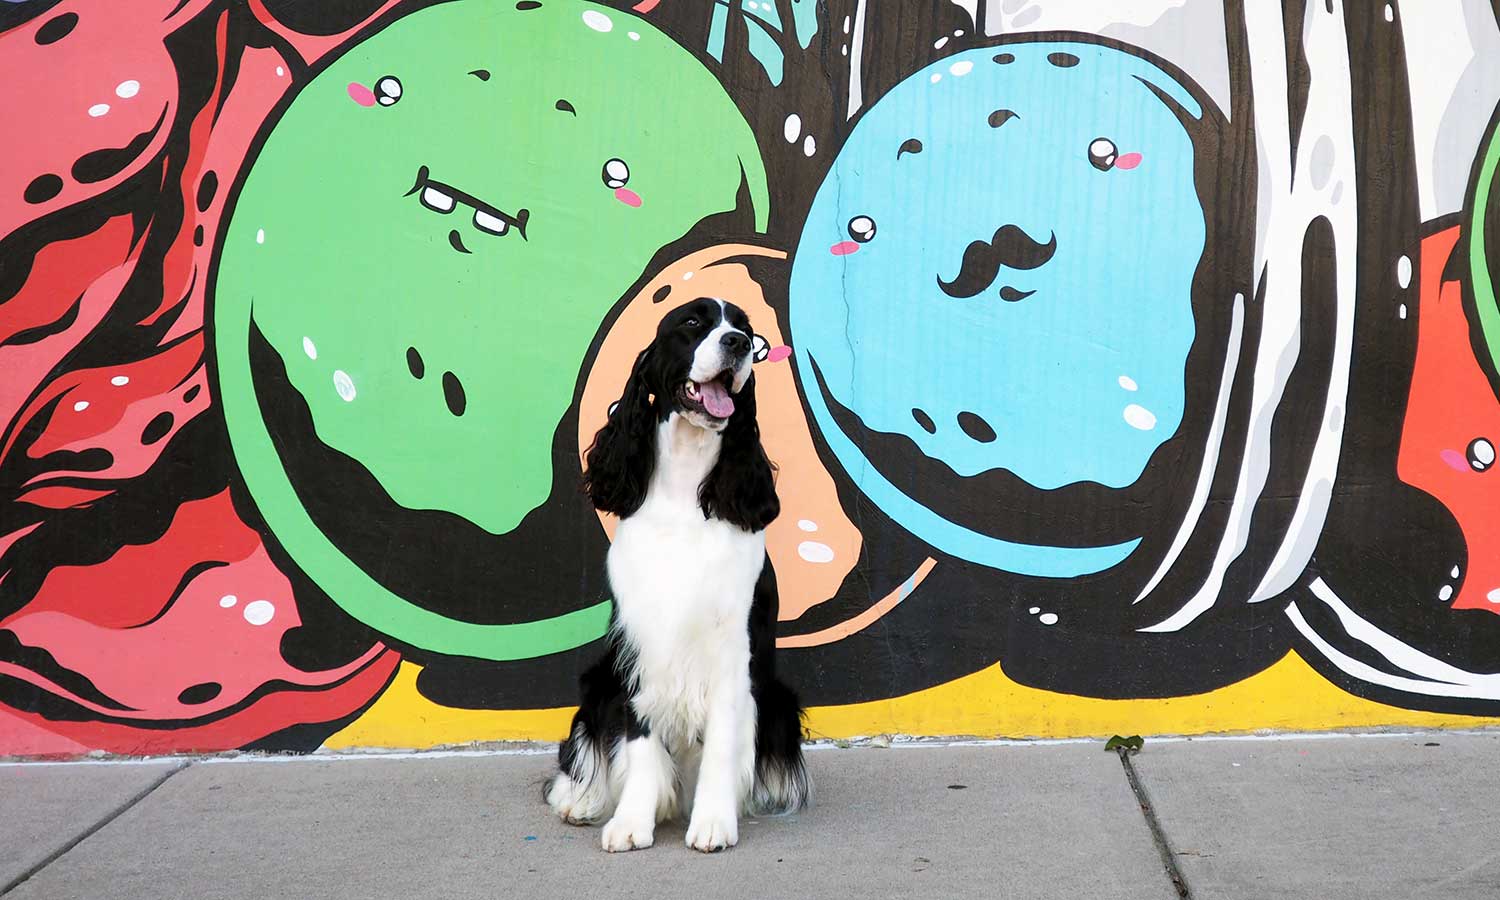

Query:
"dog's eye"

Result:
[[375, 75, 403, 106], [847, 215, 876, 243], [1088, 137, 1118, 171], [1468, 437, 1496, 472], [751, 333, 770, 362], [602, 158, 630, 189], [683, 316, 700, 328]]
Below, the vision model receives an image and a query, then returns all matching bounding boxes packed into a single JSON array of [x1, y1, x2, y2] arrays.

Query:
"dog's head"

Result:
[[583, 298, 778, 530]]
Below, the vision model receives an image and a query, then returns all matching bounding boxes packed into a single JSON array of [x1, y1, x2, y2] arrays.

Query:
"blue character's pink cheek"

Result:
[[831, 240, 860, 256], [1116, 152, 1143, 170]]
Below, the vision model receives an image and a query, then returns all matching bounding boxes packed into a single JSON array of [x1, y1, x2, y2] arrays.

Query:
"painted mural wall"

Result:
[[4, 0, 1500, 757]]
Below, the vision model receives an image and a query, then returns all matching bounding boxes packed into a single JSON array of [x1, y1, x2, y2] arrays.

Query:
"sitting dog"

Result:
[[546, 297, 811, 852]]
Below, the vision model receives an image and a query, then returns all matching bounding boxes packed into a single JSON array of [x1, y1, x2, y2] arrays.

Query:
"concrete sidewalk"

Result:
[[4, 732, 1499, 900]]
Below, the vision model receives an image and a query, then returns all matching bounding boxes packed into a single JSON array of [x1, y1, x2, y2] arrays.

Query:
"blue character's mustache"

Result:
[[936, 225, 1057, 299]]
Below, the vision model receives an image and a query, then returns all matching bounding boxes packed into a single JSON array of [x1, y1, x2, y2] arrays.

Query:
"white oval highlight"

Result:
[[1399, 303, 1408, 320], [797, 519, 818, 532], [582, 10, 613, 32], [111, 375, 129, 386], [803, 134, 816, 157], [1028, 606, 1040, 615], [333, 370, 356, 402], [1123, 404, 1157, 430], [303, 336, 317, 360], [1451, 565, 1461, 579], [276, 66, 285, 77], [219, 594, 238, 608], [1475, 440, 1497, 466], [256, 228, 265, 244], [1397, 255, 1412, 289], [784, 113, 801, 143], [1489, 588, 1500, 604], [929, 73, 942, 84], [628, 31, 640, 41], [1118, 375, 1138, 392], [797, 541, 835, 564], [1038, 612, 1059, 626], [1439, 584, 1454, 602], [115, 80, 141, 99], [73, 400, 90, 412], [934, 36, 949, 49], [949, 61, 973, 77], [88, 103, 110, 117], [243, 600, 275, 626]]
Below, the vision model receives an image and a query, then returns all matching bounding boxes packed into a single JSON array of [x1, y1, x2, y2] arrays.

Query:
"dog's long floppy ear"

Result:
[[700, 371, 779, 532], [583, 346, 659, 518]]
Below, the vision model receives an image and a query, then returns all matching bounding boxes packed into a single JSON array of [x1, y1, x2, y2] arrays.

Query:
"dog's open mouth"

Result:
[[679, 372, 735, 419]]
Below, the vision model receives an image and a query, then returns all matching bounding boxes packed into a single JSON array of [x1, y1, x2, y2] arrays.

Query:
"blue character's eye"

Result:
[[847, 215, 877, 243], [1088, 137, 1117, 171], [375, 75, 402, 106]]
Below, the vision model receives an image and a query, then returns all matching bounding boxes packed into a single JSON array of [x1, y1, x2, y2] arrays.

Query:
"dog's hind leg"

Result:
[[547, 720, 617, 825], [748, 675, 812, 816]]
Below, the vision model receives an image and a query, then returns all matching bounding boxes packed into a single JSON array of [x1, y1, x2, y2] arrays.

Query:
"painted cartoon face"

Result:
[[788, 40, 1209, 577], [211, 1, 767, 658]]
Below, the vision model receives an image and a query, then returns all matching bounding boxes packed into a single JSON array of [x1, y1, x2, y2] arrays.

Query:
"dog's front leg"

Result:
[[686, 682, 755, 852], [601, 733, 673, 852]]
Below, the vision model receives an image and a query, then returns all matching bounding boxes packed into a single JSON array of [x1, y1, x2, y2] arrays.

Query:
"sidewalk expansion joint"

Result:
[[1116, 748, 1192, 900], [1, 759, 192, 897]]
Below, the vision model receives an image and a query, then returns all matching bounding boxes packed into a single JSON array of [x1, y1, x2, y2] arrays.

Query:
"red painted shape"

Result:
[[633, 0, 662, 12], [1398, 226, 1500, 611]]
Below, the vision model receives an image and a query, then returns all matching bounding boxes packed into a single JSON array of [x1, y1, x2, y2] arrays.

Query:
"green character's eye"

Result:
[[375, 75, 402, 106], [602, 158, 630, 189]]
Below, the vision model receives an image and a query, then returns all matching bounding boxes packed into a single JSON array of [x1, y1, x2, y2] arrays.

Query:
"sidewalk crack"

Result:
[[1116, 748, 1193, 899], [1, 760, 191, 896]]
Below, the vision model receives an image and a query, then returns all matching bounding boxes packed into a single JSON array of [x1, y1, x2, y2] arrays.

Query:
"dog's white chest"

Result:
[[605, 418, 765, 746]]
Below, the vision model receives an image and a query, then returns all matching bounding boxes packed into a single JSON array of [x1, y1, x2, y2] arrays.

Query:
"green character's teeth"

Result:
[[473, 208, 508, 235], [421, 186, 455, 213]]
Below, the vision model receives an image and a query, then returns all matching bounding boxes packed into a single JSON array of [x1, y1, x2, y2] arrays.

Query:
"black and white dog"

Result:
[[546, 298, 810, 852]]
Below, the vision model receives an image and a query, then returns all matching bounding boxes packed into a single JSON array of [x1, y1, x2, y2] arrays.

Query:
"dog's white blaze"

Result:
[[689, 298, 754, 392]]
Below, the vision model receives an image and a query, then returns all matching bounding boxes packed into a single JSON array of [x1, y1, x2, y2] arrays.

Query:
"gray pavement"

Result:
[[3, 732, 1497, 899]]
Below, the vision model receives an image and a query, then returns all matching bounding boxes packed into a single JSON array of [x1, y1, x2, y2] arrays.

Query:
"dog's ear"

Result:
[[700, 371, 779, 532], [583, 347, 659, 518]]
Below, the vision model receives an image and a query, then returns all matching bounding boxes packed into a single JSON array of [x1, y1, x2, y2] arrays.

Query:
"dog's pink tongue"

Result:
[[698, 380, 735, 418]]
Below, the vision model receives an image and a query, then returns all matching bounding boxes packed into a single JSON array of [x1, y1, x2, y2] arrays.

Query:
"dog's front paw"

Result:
[[685, 810, 738, 853], [601, 815, 655, 853]]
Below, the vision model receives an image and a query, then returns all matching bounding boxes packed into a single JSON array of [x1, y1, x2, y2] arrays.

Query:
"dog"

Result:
[[545, 297, 811, 852]]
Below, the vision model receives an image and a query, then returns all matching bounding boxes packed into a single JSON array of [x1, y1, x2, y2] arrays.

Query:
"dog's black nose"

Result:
[[721, 331, 751, 356]]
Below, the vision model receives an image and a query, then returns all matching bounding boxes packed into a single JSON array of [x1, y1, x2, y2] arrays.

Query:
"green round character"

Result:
[[1468, 101, 1500, 380], [212, 0, 768, 660]]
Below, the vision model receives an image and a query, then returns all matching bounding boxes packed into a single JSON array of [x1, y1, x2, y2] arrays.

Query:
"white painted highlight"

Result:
[[219, 595, 237, 608], [803, 135, 816, 157], [73, 400, 89, 412], [333, 370, 356, 402], [847, 0, 868, 118], [302, 337, 317, 360], [949, 61, 973, 77], [1439, 584, 1454, 602], [1118, 375, 1138, 391], [115, 80, 140, 98], [797, 519, 818, 532], [242, 600, 275, 626], [582, 10, 612, 32], [1038, 612, 1059, 626], [1123, 404, 1157, 431], [88, 103, 109, 117], [784, 113, 801, 143], [1397, 254, 1412, 289], [255, 229, 265, 244], [110, 375, 129, 386], [797, 541, 835, 563]]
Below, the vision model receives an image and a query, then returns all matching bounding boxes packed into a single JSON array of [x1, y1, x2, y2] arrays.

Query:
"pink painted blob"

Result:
[[347, 82, 376, 107], [1440, 448, 1471, 473], [615, 187, 642, 207], [830, 241, 859, 256], [767, 345, 792, 363], [1115, 152, 1143, 170]]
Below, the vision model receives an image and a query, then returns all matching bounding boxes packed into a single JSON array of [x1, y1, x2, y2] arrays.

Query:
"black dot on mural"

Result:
[[183, 385, 201, 403], [141, 412, 174, 445], [957, 411, 996, 443], [555, 99, 576, 115], [177, 682, 222, 704], [912, 408, 936, 434], [993, 52, 1015, 65], [24, 174, 63, 204], [443, 371, 466, 416], [652, 285, 672, 303], [407, 346, 425, 379], [469, 69, 491, 81], [897, 138, 923, 159], [35, 12, 78, 45], [193, 225, 204, 246], [516, 1, 542, 8], [196, 171, 218, 212], [988, 109, 1018, 129], [1047, 52, 1080, 68]]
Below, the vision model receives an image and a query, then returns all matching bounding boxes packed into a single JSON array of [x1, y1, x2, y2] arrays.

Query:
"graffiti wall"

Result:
[[5, 0, 1500, 757]]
